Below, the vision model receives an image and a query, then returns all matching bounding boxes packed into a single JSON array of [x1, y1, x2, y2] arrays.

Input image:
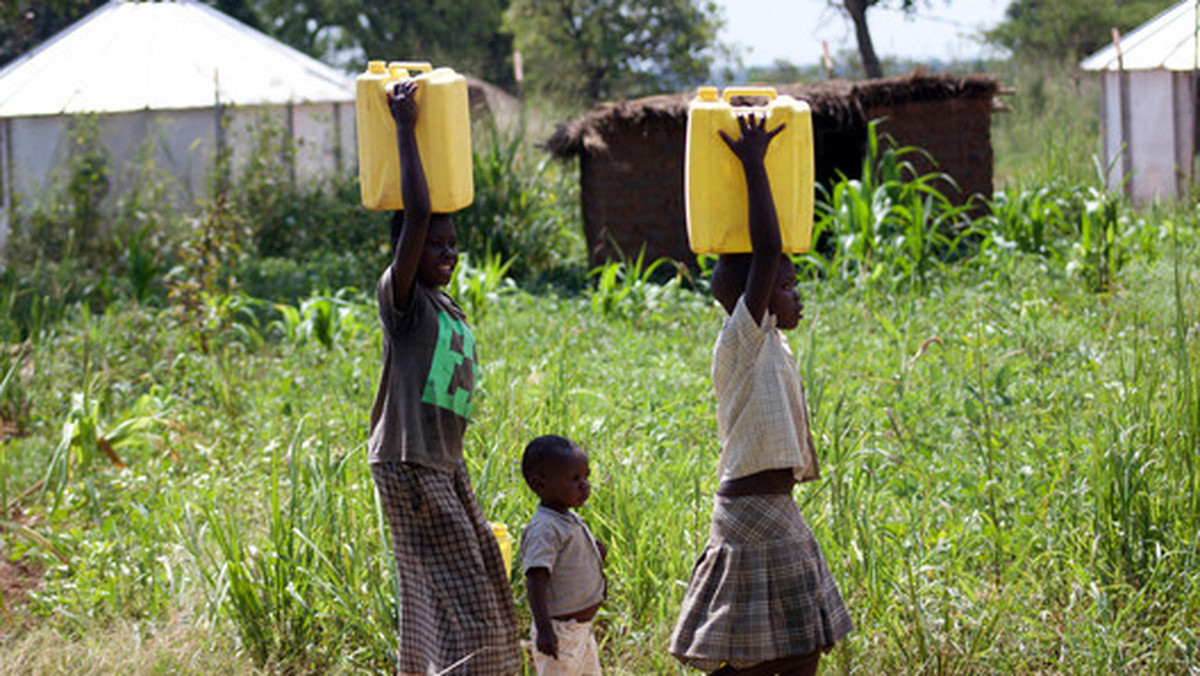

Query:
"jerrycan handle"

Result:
[[388, 61, 433, 75], [721, 87, 777, 103]]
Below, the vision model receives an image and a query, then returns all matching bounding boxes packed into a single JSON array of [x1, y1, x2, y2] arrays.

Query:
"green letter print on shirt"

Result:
[[422, 311, 476, 418]]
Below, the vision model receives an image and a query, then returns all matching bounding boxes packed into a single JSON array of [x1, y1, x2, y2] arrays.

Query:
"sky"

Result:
[[713, 0, 1012, 67]]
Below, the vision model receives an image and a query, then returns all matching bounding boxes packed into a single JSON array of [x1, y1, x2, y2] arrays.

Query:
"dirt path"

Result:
[[0, 553, 42, 618]]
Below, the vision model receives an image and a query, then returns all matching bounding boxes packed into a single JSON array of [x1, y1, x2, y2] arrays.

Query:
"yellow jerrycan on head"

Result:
[[685, 86, 814, 254], [355, 60, 474, 212]]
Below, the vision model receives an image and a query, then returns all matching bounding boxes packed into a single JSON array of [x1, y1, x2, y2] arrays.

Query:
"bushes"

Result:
[[975, 157, 1170, 293], [2, 110, 584, 328], [455, 116, 584, 283], [805, 119, 1183, 299]]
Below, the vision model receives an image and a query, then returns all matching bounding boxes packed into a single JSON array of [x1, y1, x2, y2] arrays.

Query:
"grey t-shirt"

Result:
[[368, 267, 477, 472], [520, 505, 606, 617]]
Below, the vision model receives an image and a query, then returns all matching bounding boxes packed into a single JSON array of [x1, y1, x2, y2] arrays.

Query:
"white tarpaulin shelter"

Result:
[[0, 0, 357, 250], [1081, 0, 1199, 205]]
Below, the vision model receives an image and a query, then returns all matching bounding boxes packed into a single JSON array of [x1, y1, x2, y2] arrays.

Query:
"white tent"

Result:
[[1081, 1, 1199, 205], [0, 0, 357, 250]]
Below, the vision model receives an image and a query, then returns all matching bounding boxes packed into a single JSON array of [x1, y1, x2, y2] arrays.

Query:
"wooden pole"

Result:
[[1113, 28, 1133, 200], [0, 119, 9, 256], [1192, 0, 1199, 196]]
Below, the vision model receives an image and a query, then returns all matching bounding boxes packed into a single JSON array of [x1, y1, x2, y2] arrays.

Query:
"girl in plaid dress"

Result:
[[368, 79, 520, 675], [669, 115, 852, 675]]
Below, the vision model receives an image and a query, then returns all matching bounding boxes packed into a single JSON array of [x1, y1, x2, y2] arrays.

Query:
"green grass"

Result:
[[2, 237, 1199, 672], [992, 58, 1104, 189]]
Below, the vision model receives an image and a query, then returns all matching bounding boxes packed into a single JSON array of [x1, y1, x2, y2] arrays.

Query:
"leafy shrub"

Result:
[[237, 251, 371, 303], [455, 117, 584, 283], [447, 250, 518, 322], [232, 115, 390, 266], [979, 155, 1156, 293], [980, 179, 1077, 258], [166, 193, 246, 332], [810, 120, 971, 289], [587, 248, 706, 323], [269, 290, 370, 352]]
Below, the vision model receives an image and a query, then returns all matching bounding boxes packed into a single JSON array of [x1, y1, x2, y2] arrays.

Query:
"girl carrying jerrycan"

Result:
[[365, 71, 521, 674], [670, 111, 853, 675]]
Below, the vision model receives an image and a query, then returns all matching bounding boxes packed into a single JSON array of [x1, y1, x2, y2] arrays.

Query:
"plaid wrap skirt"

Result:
[[669, 493, 853, 672], [372, 461, 521, 675]]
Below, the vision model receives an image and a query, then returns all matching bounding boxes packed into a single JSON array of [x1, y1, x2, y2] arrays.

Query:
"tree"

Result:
[[829, 0, 929, 79], [1, 0, 514, 88], [0, 0, 107, 68], [505, 0, 723, 105], [259, 0, 515, 86], [985, 0, 1165, 64]]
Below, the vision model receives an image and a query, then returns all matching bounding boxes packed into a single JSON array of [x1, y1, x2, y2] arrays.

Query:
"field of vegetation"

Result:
[[2, 57, 1200, 674]]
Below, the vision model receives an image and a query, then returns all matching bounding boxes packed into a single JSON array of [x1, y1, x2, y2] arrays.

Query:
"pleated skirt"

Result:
[[669, 493, 853, 671]]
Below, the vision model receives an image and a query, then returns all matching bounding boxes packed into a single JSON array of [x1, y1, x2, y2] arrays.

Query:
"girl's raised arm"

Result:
[[387, 80, 433, 310], [719, 114, 785, 324]]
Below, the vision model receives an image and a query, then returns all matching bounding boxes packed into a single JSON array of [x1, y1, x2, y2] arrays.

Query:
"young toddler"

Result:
[[520, 435, 607, 675]]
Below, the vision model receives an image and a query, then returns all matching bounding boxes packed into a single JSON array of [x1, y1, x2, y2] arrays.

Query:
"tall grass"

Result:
[[810, 120, 972, 291], [3, 227, 1199, 672], [991, 57, 1103, 188], [186, 419, 394, 671]]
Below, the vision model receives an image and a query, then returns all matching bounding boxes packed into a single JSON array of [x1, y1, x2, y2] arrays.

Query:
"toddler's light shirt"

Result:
[[520, 505, 606, 618]]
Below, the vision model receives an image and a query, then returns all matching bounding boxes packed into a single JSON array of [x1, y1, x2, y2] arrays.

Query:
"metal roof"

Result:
[[0, 0, 354, 117], [1081, 1, 1200, 72]]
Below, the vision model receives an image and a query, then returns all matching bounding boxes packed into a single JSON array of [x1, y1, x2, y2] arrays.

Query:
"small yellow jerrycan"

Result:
[[490, 521, 514, 574], [355, 60, 473, 211], [685, 86, 814, 253]]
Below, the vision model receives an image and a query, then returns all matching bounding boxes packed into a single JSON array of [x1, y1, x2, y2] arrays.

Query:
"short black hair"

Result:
[[521, 435, 580, 487]]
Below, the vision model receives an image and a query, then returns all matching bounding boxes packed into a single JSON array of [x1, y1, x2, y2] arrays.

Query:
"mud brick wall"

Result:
[[867, 97, 994, 209], [579, 117, 690, 267]]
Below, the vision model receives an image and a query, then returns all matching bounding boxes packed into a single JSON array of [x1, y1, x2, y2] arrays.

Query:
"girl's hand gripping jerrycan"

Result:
[[355, 60, 473, 212], [685, 86, 814, 254]]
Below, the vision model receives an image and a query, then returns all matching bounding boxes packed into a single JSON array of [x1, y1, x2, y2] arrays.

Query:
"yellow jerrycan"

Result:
[[490, 521, 514, 574], [355, 60, 473, 211], [685, 86, 814, 253]]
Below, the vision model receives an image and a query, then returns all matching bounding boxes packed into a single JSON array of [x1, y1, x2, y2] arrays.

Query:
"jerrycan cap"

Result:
[[696, 86, 719, 102], [366, 60, 387, 74]]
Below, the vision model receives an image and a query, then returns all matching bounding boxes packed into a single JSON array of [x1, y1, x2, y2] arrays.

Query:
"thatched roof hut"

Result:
[[546, 71, 1001, 267]]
